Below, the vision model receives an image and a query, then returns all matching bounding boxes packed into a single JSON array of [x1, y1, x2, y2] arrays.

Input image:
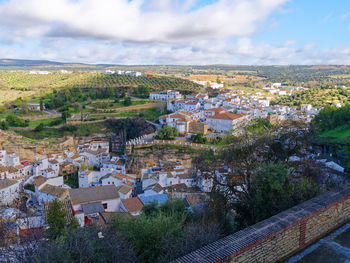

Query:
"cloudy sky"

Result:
[[0, 0, 349, 65]]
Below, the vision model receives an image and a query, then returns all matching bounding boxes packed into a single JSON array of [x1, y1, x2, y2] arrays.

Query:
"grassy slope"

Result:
[[320, 125, 350, 139]]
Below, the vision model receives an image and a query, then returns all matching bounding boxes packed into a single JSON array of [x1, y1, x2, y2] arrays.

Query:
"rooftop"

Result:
[[69, 185, 120, 205], [121, 197, 144, 213], [0, 179, 18, 190]]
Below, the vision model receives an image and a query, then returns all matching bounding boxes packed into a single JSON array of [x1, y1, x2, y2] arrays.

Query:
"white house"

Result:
[[100, 172, 136, 187], [100, 158, 126, 174], [78, 170, 109, 188], [150, 90, 182, 101], [81, 150, 103, 168], [36, 184, 69, 205], [116, 184, 133, 199], [0, 179, 20, 206], [69, 185, 121, 226], [206, 112, 247, 133]]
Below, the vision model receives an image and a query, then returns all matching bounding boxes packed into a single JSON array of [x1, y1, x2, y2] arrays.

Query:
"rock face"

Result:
[[127, 145, 199, 174], [0, 131, 75, 161]]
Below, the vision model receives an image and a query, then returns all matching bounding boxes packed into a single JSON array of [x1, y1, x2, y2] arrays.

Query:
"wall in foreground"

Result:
[[175, 185, 350, 263]]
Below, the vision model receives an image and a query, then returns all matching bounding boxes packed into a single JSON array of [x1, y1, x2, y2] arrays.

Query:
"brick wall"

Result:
[[174, 185, 350, 263]]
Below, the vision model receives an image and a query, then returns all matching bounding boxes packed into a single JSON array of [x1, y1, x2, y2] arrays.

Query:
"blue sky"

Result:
[[0, 0, 349, 65]]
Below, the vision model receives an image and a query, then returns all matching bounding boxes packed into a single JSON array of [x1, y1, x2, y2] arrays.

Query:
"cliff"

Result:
[[126, 145, 200, 174]]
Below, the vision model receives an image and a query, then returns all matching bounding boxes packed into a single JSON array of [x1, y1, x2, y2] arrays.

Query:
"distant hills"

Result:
[[0, 59, 66, 67], [0, 59, 115, 70], [1, 59, 350, 83]]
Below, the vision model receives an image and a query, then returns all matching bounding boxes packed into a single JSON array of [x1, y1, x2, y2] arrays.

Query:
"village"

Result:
[[150, 84, 320, 137], [0, 81, 347, 246]]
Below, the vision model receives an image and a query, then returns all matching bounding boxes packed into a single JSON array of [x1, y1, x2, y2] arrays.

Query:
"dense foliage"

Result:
[[155, 125, 178, 140], [272, 86, 350, 107], [2, 200, 221, 263], [234, 162, 320, 228], [110, 199, 221, 263], [191, 133, 207, 144], [106, 118, 156, 141], [196, 123, 323, 231], [6, 114, 28, 127], [311, 104, 350, 133]]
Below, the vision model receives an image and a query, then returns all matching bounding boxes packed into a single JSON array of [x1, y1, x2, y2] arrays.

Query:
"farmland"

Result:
[[0, 71, 202, 105]]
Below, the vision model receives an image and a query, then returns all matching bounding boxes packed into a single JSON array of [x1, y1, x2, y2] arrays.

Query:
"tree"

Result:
[[61, 111, 71, 124], [5, 114, 27, 127], [4, 225, 136, 263], [123, 97, 132, 106], [134, 85, 150, 98], [191, 133, 207, 144], [155, 125, 178, 140], [0, 121, 8, 130], [46, 200, 68, 239], [234, 162, 320, 229], [109, 137, 113, 153], [110, 199, 221, 263], [34, 123, 44, 132], [40, 99, 44, 111]]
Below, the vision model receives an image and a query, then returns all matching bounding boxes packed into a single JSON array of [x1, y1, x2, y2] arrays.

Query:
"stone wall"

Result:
[[174, 185, 350, 263]]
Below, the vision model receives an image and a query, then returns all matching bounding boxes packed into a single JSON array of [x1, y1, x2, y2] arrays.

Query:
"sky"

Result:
[[0, 0, 349, 65]]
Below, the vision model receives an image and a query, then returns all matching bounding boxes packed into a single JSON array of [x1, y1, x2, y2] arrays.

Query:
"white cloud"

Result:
[[0, 0, 348, 65], [0, 0, 287, 44]]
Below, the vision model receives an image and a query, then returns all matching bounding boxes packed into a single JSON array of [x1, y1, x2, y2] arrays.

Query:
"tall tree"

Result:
[[46, 200, 67, 239]]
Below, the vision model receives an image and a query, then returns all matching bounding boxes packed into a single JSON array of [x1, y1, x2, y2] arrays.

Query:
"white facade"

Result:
[[0, 180, 20, 206]]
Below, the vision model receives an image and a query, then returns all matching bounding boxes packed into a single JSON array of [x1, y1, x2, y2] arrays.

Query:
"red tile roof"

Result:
[[121, 197, 143, 213], [208, 112, 245, 121]]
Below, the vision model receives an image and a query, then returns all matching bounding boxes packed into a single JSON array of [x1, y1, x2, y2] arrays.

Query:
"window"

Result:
[[103, 203, 107, 209]]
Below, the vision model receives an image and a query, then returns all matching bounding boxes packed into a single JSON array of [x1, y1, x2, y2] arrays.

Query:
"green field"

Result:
[[320, 125, 350, 138], [27, 117, 61, 128], [90, 99, 150, 109], [17, 122, 109, 139], [114, 107, 165, 122]]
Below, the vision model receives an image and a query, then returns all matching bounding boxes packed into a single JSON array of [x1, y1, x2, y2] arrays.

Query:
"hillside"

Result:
[[271, 86, 350, 107], [0, 71, 202, 105]]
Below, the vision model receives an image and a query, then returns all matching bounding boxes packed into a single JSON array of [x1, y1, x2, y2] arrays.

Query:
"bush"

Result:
[[5, 114, 28, 127], [123, 97, 132, 106], [24, 183, 35, 192], [156, 125, 178, 140], [34, 123, 45, 132], [0, 121, 8, 130], [191, 133, 207, 144], [110, 199, 221, 263]]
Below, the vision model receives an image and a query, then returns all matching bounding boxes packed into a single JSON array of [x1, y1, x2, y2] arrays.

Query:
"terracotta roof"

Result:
[[186, 193, 208, 207], [169, 113, 191, 122], [203, 108, 225, 112], [152, 183, 164, 193], [40, 184, 69, 199], [160, 114, 168, 120], [185, 101, 199, 105], [117, 184, 132, 195], [121, 197, 143, 213], [33, 176, 47, 187], [0, 179, 18, 190], [69, 185, 119, 205], [208, 112, 245, 121], [7, 167, 18, 173], [84, 149, 100, 155], [111, 172, 136, 181], [71, 154, 82, 160]]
